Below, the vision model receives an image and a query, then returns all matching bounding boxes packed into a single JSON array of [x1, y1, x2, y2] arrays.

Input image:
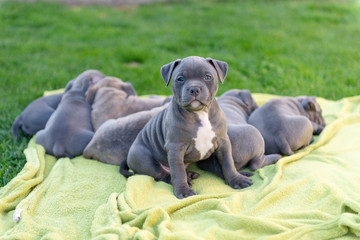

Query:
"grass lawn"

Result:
[[1, 0, 359, 187]]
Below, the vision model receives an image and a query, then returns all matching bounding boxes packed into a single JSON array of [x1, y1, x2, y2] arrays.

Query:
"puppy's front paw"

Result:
[[175, 186, 196, 199], [226, 173, 253, 189]]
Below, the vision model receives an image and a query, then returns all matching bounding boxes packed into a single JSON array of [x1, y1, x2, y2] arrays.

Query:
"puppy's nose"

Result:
[[188, 86, 201, 97]]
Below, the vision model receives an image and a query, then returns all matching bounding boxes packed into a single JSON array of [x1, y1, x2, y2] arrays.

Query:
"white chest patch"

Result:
[[194, 111, 216, 159]]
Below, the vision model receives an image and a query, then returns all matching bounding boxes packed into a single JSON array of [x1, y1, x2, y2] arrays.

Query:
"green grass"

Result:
[[1, 0, 360, 187]]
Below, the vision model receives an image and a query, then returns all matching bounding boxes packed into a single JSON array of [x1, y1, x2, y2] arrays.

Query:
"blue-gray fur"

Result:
[[120, 56, 253, 199]]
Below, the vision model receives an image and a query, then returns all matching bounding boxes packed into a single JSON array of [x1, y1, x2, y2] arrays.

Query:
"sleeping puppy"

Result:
[[120, 56, 252, 199], [198, 89, 282, 178], [248, 96, 326, 155], [83, 103, 169, 165], [12, 93, 63, 139], [35, 73, 95, 158], [87, 76, 170, 131], [11, 69, 105, 139]]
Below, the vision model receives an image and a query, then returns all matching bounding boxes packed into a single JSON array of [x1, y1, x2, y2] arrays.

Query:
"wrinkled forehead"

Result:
[[173, 57, 217, 78]]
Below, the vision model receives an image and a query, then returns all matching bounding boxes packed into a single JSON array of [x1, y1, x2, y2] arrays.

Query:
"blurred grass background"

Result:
[[1, 0, 360, 186]]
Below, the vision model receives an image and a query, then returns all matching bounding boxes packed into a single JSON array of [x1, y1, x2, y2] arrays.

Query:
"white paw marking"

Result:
[[194, 111, 216, 159]]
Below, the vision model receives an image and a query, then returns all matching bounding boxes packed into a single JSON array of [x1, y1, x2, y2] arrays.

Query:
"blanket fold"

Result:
[[1, 94, 360, 240]]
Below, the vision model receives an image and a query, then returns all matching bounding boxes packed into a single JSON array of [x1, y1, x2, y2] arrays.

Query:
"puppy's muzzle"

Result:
[[187, 86, 202, 97]]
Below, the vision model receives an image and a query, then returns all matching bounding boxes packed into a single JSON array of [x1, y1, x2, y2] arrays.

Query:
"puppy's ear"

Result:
[[64, 79, 74, 92], [83, 77, 93, 92], [206, 58, 228, 84], [122, 82, 137, 96], [239, 89, 251, 104], [160, 59, 181, 87], [301, 97, 317, 111], [240, 89, 258, 110]]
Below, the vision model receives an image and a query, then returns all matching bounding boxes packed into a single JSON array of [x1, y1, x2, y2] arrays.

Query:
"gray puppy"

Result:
[[35, 73, 95, 158], [12, 93, 63, 139], [83, 104, 169, 165], [11, 69, 105, 139], [248, 96, 326, 155], [87, 76, 170, 131], [198, 89, 282, 178], [219, 89, 258, 124], [120, 56, 252, 199]]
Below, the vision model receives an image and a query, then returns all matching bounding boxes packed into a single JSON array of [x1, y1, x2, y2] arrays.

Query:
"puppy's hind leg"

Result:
[[53, 142, 68, 158], [125, 143, 170, 183], [216, 137, 252, 189], [275, 135, 294, 156], [72, 130, 94, 157]]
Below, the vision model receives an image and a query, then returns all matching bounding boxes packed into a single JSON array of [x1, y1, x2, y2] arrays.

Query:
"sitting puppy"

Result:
[[11, 69, 105, 139], [120, 56, 252, 199], [87, 76, 170, 131], [198, 89, 282, 178], [35, 73, 95, 158], [83, 104, 169, 165], [248, 96, 326, 155]]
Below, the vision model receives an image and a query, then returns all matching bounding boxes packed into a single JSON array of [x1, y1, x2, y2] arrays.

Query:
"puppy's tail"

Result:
[[264, 154, 282, 165], [120, 159, 134, 177], [11, 115, 23, 140]]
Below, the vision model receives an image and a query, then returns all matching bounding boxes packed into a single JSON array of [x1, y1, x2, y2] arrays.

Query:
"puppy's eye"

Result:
[[204, 74, 212, 81], [177, 76, 185, 82]]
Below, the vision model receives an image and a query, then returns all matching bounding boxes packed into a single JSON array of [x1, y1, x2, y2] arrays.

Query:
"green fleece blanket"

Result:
[[1, 94, 360, 240]]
